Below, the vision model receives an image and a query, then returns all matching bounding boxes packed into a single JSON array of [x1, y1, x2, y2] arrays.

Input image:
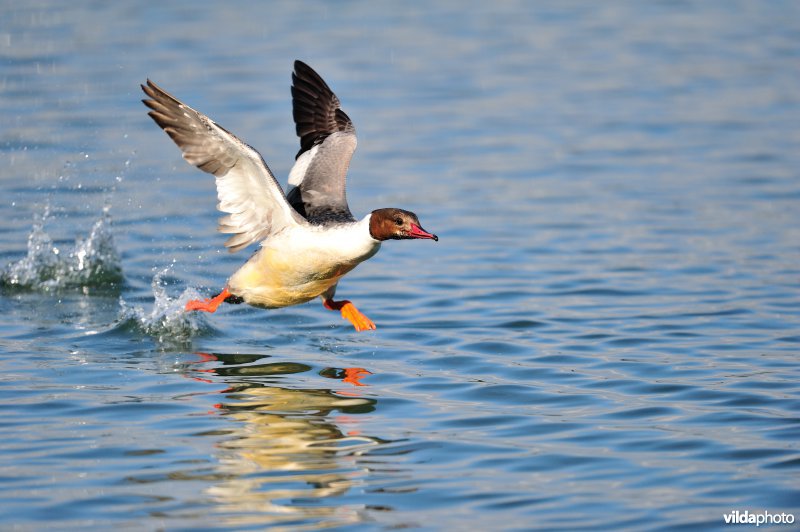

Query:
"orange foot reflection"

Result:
[[343, 367, 372, 387], [319, 366, 373, 387]]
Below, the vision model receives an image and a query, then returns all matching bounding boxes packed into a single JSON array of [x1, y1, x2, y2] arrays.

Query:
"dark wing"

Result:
[[142, 79, 305, 252], [286, 60, 357, 224]]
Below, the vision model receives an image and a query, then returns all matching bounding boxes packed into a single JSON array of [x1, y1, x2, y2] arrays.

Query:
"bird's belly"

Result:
[[227, 245, 366, 309]]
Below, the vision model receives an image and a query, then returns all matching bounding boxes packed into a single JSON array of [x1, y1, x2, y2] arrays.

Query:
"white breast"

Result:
[[304, 215, 380, 262]]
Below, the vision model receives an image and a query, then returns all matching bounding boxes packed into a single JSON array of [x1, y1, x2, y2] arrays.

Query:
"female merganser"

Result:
[[141, 61, 437, 332]]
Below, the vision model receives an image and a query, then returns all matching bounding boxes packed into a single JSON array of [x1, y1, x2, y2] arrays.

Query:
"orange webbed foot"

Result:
[[185, 287, 232, 313], [342, 303, 376, 332], [323, 299, 376, 332]]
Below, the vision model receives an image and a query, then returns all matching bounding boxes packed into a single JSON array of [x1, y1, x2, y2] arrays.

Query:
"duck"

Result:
[[141, 61, 437, 332]]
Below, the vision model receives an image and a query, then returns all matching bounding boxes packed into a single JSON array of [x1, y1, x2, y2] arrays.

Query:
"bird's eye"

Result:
[[394, 218, 403, 226]]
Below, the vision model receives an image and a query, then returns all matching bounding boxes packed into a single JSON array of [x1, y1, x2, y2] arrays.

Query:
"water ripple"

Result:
[[1, 1, 799, 530]]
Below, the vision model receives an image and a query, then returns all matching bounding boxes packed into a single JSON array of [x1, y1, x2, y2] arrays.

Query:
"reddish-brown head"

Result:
[[369, 208, 438, 242]]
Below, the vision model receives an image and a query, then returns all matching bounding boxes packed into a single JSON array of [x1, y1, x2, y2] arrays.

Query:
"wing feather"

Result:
[[142, 79, 304, 252], [287, 61, 357, 223]]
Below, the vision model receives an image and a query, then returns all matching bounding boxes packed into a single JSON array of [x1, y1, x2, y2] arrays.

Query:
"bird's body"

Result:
[[142, 61, 436, 331], [228, 216, 380, 309]]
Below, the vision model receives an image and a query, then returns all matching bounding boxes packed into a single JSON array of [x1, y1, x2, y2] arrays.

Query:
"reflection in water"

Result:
[[186, 353, 382, 528], [319, 366, 373, 387]]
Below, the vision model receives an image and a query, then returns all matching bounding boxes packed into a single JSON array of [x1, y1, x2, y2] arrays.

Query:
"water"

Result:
[[2, 1, 799, 529]]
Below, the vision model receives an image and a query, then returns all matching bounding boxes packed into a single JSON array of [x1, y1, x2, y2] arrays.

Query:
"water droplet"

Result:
[[0, 209, 123, 291]]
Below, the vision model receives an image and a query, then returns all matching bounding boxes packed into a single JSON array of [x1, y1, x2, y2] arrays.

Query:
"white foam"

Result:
[[118, 269, 206, 344], [1, 207, 123, 291]]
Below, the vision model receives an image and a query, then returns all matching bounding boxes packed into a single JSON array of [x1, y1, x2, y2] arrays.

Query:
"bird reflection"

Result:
[[183, 352, 382, 528]]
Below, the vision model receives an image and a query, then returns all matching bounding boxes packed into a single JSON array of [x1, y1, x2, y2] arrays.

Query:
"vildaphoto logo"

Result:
[[723, 510, 795, 526]]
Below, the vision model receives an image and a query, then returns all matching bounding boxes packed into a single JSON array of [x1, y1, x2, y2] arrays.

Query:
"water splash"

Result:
[[118, 269, 208, 345], [0, 208, 123, 292]]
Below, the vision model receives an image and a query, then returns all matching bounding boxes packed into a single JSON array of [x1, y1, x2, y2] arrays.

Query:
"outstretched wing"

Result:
[[287, 60, 357, 223], [142, 79, 305, 252]]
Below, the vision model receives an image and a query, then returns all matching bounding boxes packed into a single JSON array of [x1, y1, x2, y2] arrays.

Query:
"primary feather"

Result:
[[141, 79, 305, 252]]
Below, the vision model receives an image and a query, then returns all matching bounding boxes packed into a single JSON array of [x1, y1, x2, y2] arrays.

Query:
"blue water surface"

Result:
[[1, 1, 799, 530]]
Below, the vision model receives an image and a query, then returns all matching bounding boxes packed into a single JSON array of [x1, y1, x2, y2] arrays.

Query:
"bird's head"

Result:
[[369, 208, 438, 242]]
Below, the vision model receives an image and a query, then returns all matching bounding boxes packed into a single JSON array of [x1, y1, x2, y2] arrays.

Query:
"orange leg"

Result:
[[186, 287, 233, 313], [323, 298, 376, 332]]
